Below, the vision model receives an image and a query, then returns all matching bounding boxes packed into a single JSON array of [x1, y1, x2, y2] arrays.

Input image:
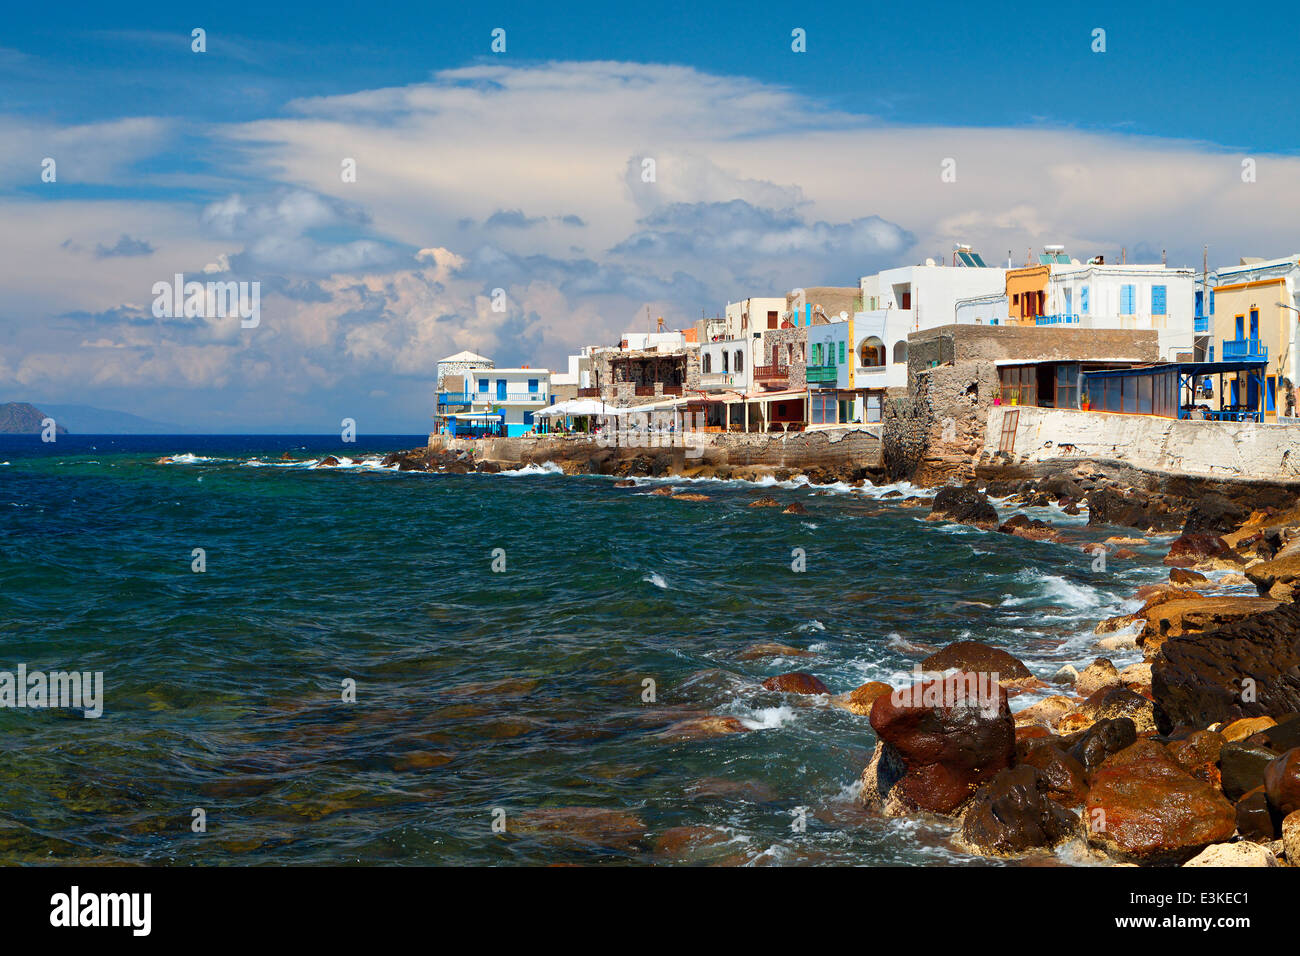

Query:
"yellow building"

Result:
[[1005, 265, 1050, 325], [1211, 256, 1300, 419]]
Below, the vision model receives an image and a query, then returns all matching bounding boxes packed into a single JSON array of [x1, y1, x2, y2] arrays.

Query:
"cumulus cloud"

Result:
[[5, 59, 1300, 429]]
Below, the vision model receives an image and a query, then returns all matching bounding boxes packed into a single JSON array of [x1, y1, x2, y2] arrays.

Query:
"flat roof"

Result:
[[1082, 360, 1268, 379]]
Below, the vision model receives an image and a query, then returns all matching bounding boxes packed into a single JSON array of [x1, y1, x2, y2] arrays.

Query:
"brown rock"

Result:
[[1263, 748, 1300, 816], [865, 673, 1014, 815], [1245, 554, 1300, 601], [1019, 743, 1089, 805], [1085, 740, 1237, 864], [1234, 787, 1279, 842], [748, 496, 781, 508], [920, 640, 1034, 682], [1221, 716, 1278, 743], [660, 715, 751, 740], [1162, 532, 1245, 569], [1283, 810, 1300, 865], [1080, 687, 1161, 735], [1075, 658, 1121, 697], [835, 680, 893, 715], [1170, 567, 1209, 585], [1139, 596, 1281, 660], [957, 766, 1079, 856], [762, 672, 829, 695], [782, 502, 808, 515]]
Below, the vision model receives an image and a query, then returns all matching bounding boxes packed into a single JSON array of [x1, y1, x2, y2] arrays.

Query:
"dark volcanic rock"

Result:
[[927, 486, 998, 530], [1066, 717, 1138, 772], [1162, 532, 1243, 568], [1165, 730, 1226, 790], [920, 640, 1033, 682], [1263, 748, 1300, 816], [1086, 486, 1182, 532], [1235, 787, 1280, 842], [866, 673, 1015, 815], [1181, 494, 1251, 536], [1085, 740, 1237, 864], [1019, 743, 1089, 805], [1151, 601, 1300, 727], [958, 766, 1079, 856], [1220, 743, 1278, 801], [761, 672, 829, 695]]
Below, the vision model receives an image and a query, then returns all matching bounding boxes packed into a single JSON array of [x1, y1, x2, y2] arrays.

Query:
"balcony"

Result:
[[806, 365, 838, 384], [437, 392, 475, 406], [1034, 314, 1080, 326], [469, 391, 548, 404], [634, 385, 656, 397], [1222, 338, 1268, 361], [578, 387, 601, 397], [1194, 316, 1210, 334], [753, 363, 789, 385], [662, 385, 683, 396]]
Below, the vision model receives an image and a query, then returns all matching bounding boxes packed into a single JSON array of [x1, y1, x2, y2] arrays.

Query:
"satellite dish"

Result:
[[925, 258, 936, 267]]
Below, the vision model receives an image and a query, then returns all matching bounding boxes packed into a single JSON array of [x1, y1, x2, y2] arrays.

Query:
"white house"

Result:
[[1046, 264, 1196, 361], [462, 366, 551, 436], [864, 262, 1008, 333], [698, 338, 751, 392]]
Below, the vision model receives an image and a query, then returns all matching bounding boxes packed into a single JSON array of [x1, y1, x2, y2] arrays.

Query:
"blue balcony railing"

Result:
[[1222, 338, 1268, 361], [1034, 314, 1080, 326], [437, 392, 475, 406], [1194, 316, 1209, 334]]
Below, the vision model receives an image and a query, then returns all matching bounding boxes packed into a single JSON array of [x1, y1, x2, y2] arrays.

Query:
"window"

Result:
[[1152, 285, 1167, 316], [838, 342, 846, 364], [734, 350, 744, 372], [893, 341, 907, 364], [767, 310, 778, 329], [1055, 364, 1080, 409], [810, 393, 836, 425], [1120, 284, 1136, 314], [528, 378, 539, 393], [1250, 309, 1259, 341], [866, 394, 882, 422], [1236, 315, 1245, 339], [1080, 285, 1090, 314], [999, 365, 1037, 406], [1064, 289, 1072, 316], [722, 350, 729, 373], [858, 337, 885, 367], [702, 353, 712, 373], [478, 378, 489, 393]]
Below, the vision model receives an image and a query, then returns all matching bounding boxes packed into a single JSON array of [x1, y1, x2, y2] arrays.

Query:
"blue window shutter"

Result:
[[1080, 286, 1089, 313], [1152, 285, 1166, 315], [839, 342, 845, 363]]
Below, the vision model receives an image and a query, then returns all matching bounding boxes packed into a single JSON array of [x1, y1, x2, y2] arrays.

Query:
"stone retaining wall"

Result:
[[984, 405, 1300, 485]]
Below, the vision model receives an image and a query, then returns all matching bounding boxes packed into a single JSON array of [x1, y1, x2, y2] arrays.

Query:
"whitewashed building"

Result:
[[1046, 264, 1197, 361]]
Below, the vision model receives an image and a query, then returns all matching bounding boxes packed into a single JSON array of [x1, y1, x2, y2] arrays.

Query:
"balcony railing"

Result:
[[634, 385, 656, 396], [1222, 338, 1268, 361], [1194, 316, 1210, 334], [437, 392, 475, 406], [753, 363, 788, 382], [806, 365, 839, 384], [578, 387, 601, 397], [1034, 313, 1081, 326], [469, 391, 548, 404], [662, 385, 683, 396]]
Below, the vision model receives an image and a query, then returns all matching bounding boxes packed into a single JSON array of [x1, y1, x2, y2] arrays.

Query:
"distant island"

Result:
[[0, 402, 68, 434], [0, 402, 184, 434]]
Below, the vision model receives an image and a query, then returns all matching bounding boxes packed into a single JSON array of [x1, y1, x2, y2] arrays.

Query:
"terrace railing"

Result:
[[1222, 338, 1268, 361]]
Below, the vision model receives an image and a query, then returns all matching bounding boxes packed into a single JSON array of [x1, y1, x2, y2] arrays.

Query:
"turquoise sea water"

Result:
[[0, 434, 1168, 865]]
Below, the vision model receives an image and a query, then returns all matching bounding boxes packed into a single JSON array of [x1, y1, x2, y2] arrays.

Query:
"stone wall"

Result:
[[762, 327, 808, 389], [983, 405, 1300, 486], [885, 324, 1162, 484], [429, 425, 883, 474]]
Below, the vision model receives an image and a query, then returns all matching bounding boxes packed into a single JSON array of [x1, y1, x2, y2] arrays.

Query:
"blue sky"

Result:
[[2, 1, 1298, 431]]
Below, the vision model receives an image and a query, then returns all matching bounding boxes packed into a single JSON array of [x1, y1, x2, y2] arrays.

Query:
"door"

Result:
[[496, 379, 507, 401], [1267, 375, 1278, 414]]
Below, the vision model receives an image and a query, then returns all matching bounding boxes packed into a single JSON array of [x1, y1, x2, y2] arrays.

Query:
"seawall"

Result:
[[983, 406, 1300, 486], [427, 426, 884, 477]]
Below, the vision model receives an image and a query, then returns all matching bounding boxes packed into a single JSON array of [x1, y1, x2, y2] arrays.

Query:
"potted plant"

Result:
[[1080, 391, 1091, 411]]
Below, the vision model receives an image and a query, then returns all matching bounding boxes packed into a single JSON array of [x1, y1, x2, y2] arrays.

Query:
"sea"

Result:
[[0, 433, 1172, 865]]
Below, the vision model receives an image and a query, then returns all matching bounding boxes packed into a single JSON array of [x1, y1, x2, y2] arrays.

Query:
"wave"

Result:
[[642, 572, 669, 590], [498, 461, 565, 476]]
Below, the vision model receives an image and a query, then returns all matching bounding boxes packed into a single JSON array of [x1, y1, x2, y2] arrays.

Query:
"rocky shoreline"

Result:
[[385, 442, 1300, 866]]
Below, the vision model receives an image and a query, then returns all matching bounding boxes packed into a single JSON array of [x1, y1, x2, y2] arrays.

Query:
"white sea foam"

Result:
[[642, 572, 668, 590], [735, 705, 799, 730], [1001, 572, 1107, 612], [499, 461, 564, 476]]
